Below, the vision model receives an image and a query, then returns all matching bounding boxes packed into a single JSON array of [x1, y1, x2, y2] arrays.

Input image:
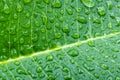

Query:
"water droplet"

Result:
[[116, 77, 120, 80], [68, 49, 79, 57], [88, 41, 95, 47], [112, 48, 119, 52], [59, 17, 64, 22], [52, 0, 62, 8], [46, 25, 52, 30], [20, 37, 24, 44], [49, 17, 54, 23], [46, 55, 53, 61], [83, 63, 95, 71], [116, 17, 120, 26], [81, 0, 94, 8], [24, 21, 30, 28], [62, 25, 70, 33], [94, 73, 99, 78], [32, 34, 38, 42], [97, 7, 106, 16], [55, 33, 62, 39], [16, 3, 23, 12], [55, 23, 60, 28], [35, 21, 40, 27], [66, 8, 73, 15], [108, 23, 112, 29], [23, 0, 32, 4], [72, 33, 80, 39], [106, 1, 113, 10], [16, 67, 26, 74], [76, 16, 87, 24], [101, 64, 109, 70], [3, 4, 10, 14], [36, 66, 42, 73], [23, 31, 29, 36], [43, 0, 50, 4], [60, 10, 64, 15], [38, 73, 45, 78], [42, 15, 47, 25], [14, 61, 21, 66], [0, 15, 7, 21], [13, 14, 18, 19]]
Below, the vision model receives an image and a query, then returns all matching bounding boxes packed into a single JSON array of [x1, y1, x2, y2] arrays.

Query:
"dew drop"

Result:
[[68, 49, 79, 57], [72, 33, 80, 39], [52, 0, 62, 8], [59, 17, 64, 22], [60, 10, 64, 15], [76, 16, 87, 24], [16, 67, 26, 74], [23, 0, 32, 4], [81, 0, 94, 8], [97, 7, 106, 16], [13, 13, 18, 19], [108, 23, 112, 29], [24, 21, 30, 28], [49, 17, 54, 23], [16, 3, 23, 12], [3, 4, 10, 14], [101, 64, 109, 70], [36, 66, 42, 73], [55, 23, 60, 28], [66, 8, 73, 15], [112, 48, 119, 52], [14, 61, 21, 66], [46, 55, 53, 61], [106, 1, 113, 10], [35, 21, 40, 27], [19, 37, 24, 44], [55, 33, 62, 39], [88, 41, 95, 47], [62, 25, 70, 33]]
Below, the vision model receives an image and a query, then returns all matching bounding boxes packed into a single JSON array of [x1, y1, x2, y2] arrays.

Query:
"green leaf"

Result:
[[0, 0, 120, 80]]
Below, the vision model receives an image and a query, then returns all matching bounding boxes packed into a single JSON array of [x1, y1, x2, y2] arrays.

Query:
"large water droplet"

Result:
[[81, 0, 95, 8]]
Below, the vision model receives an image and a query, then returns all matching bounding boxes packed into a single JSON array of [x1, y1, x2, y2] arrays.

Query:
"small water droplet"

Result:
[[3, 4, 10, 14], [62, 25, 70, 33], [97, 7, 106, 16], [59, 17, 64, 22], [55, 23, 60, 28], [16, 3, 23, 12], [13, 13, 18, 19], [52, 0, 62, 8], [19, 37, 24, 44], [60, 10, 64, 15], [24, 21, 30, 28], [16, 67, 26, 74], [43, 0, 50, 4], [49, 17, 54, 23], [72, 33, 80, 39], [55, 33, 62, 39], [23, 0, 32, 4], [108, 23, 112, 29], [76, 16, 87, 24], [46, 55, 53, 61], [106, 1, 113, 10], [66, 8, 73, 15], [101, 64, 109, 70], [88, 41, 95, 47], [14, 61, 21, 66], [36, 66, 42, 73], [68, 49, 79, 57], [81, 0, 94, 8], [35, 21, 40, 27], [112, 48, 119, 52]]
